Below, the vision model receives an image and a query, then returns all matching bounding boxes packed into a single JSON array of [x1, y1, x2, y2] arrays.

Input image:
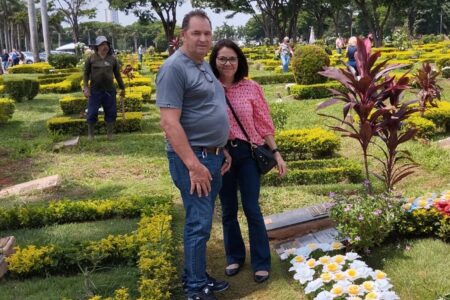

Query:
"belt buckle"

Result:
[[215, 147, 220, 155], [230, 140, 238, 148]]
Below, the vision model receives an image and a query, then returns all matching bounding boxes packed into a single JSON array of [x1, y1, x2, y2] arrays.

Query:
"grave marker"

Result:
[[0, 175, 61, 197]]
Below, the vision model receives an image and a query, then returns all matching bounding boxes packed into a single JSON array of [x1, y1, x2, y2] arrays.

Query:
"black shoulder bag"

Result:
[[225, 96, 277, 175]]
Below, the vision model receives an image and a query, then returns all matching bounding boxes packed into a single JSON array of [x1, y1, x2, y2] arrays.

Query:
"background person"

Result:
[[336, 34, 344, 54], [364, 33, 373, 55], [210, 39, 287, 284], [278, 36, 294, 72], [83, 36, 125, 140], [156, 10, 232, 300], [346, 36, 358, 76], [138, 44, 143, 63], [1, 50, 8, 72]]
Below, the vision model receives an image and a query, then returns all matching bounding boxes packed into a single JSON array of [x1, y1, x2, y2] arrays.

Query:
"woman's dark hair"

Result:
[[210, 39, 248, 83]]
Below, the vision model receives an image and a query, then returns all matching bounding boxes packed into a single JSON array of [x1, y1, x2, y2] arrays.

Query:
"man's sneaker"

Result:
[[206, 273, 229, 292], [187, 286, 217, 300], [183, 273, 229, 293]]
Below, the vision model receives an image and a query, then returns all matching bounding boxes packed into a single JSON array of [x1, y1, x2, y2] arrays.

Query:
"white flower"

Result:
[[305, 278, 324, 294], [356, 266, 373, 278], [295, 246, 313, 257], [374, 279, 393, 291], [345, 252, 361, 261], [280, 248, 296, 260], [294, 267, 315, 284], [372, 270, 387, 280], [350, 260, 368, 269], [346, 297, 363, 300], [314, 290, 334, 300], [365, 291, 381, 300], [379, 291, 400, 300]]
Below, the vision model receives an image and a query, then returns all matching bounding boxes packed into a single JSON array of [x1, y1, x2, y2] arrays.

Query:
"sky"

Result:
[[95, 0, 252, 30]]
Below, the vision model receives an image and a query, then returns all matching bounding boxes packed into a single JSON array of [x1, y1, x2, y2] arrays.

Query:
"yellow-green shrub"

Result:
[[289, 82, 345, 100], [129, 86, 152, 103], [6, 245, 56, 276], [291, 45, 330, 84], [423, 101, 450, 131], [405, 115, 437, 138], [7, 62, 52, 74], [47, 112, 143, 135], [4, 78, 40, 101], [250, 73, 294, 85], [0, 98, 15, 123], [275, 128, 340, 160], [40, 73, 83, 94]]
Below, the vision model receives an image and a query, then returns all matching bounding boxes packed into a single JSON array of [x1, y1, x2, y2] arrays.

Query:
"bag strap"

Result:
[[225, 95, 253, 146]]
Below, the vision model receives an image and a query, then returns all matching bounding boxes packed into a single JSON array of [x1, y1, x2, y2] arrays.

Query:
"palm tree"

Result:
[[41, 0, 50, 58], [27, 0, 39, 62]]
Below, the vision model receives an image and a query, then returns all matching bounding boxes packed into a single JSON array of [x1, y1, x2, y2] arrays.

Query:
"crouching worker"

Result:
[[83, 36, 125, 140]]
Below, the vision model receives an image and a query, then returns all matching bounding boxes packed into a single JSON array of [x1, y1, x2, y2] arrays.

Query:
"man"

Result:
[[83, 36, 125, 140], [1, 50, 9, 72], [156, 9, 232, 300], [138, 44, 143, 63]]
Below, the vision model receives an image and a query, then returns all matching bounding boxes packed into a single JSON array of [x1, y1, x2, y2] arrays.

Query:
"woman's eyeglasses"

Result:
[[216, 56, 238, 65], [196, 64, 214, 83]]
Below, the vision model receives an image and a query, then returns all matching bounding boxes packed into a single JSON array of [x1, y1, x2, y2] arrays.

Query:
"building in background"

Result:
[[105, 8, 119, 24]]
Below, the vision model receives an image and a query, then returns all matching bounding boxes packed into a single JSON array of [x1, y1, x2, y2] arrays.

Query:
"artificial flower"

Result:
[[330, 284, 344, 297], [306, 258, 317, 268], [315, 290, 334, 300], [319, 256, 331, 265], [320, 272, 333, 282], [347, 284, 361, 296], [325, 262, 341, 273], [362, 280, 375, 292], [333, 254, 346, 264], [365, 291, 380, 300]]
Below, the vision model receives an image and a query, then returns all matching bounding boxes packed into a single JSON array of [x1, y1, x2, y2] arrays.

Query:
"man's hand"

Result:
[[83, 87, 90, 98], [188, 162, 212, 197], [221, 149, 232, 175], [119, 89, 125, 98]]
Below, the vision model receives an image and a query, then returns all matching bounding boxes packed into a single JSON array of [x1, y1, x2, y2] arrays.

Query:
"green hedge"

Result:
[[47, 112, 143, 135], [4, 78, 40, 101], [276, 128, 341, 160], [405, 115, 437, 138], [262, 158, 363, 186], [0, 97, 15, 123], [250, 73, 295, 85], [0, 195, 171, 231], [7, 62, 52, 74], [423, 101, 450, 131], [289, 82, 345, 100], [48, 54, 79, 69], [59, 93, 143, 115], [40, 73, 83, 94]]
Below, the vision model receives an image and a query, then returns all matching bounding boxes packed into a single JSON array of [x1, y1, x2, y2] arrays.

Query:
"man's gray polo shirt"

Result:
[[156, 50, 229, 151]]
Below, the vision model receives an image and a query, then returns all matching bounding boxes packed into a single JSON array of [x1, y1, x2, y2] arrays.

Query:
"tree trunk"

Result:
[[41, 0, 51, 58], [27, 0, 40, 62]]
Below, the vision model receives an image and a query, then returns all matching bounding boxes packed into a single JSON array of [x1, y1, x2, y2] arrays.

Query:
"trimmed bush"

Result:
[[40, 73, 83, 94], [269, 103, 288, 130], [59, 93, 143, 115], [7, 62, 52, 74], [262, 158, 363, 186], [423, 101, 450, 132], [129, 85, 152, 102], [289, 82, 345, 100], [275, 128, 340, 160], [4, 78, 40, 101], [47, 112, 143, 135], [48, 53, 79, 69], [443, 67, 450, 79], [291, 45, 330, 84], [0, 98, 15, 123], [250, 73, 295, 84], [405, 115, 437, 138]]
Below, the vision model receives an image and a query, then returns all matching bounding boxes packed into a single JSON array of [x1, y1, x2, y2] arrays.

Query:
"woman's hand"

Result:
[[83, 87, 90, 98], [221, 148, 232, 175], [274, 152, 287, 177]]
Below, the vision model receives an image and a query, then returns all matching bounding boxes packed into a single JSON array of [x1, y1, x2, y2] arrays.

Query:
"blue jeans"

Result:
[[219, 140, 271, 272], [168, 150, 224, 296], [86, 90, 117, 124], [2, 61, 8, 70], [281, 54, 290, 72]]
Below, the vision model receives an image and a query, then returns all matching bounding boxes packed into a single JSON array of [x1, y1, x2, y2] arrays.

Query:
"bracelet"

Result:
[[272, 148, 279, 154]]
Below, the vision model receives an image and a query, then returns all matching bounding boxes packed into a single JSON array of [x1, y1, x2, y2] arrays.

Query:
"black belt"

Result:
[[192, 146, 223, 155]]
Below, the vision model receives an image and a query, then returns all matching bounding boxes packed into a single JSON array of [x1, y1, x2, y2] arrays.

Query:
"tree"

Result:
[[41, 0, 51, 58], [27, 0, 39, 61], [108, 0, 183, 54], [53, 0, 96, 43], [213, 23, 237, 40]]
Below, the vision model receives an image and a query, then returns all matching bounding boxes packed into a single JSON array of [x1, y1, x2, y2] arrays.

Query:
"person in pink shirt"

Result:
[[364, 33, 373, 55], [210, 39, 287, 284]]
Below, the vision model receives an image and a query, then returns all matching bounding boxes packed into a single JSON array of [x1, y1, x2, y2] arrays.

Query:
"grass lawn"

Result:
[[0, 67, 449, 299]]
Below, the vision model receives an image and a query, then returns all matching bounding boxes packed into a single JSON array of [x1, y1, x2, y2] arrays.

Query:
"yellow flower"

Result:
[[403, 203, 412, 210], [320, 272, 333, 282], [365, 292, 379, 299], [362, 281, 375, 292], [306, 258, 316, 268], [348, 297, 363, 300], [347, 284, 360, 295], [333, 255, 346, 264], [307, 243, 318, 250], [294, 255, 304, 263], [319, 255, 331, 264], [374, 270, 387, 280], [326, 262, 339, 272], [331, 242, 344, 250], [407, 197, 415, 203], [330, 286, 343, 296], [418, 198, 427, 208], [346, 268, 358, 279], [334, 272, 346, 281]]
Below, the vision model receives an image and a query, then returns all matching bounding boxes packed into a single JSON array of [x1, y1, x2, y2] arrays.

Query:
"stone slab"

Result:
[[53, 136, 80, 152], [264, 202, 334, 240], [0, 255, 7, 278], [0, 236, 16, 257], [438, 137, 450, 149], [0, 175, 61, 198], [274, 227, 340, 257]]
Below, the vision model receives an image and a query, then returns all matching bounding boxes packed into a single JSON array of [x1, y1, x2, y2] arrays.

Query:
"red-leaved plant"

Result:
[[414, 62, 441, 116], [317, 38, 419, 193]]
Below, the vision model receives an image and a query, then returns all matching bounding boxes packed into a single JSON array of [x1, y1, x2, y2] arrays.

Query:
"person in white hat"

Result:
[[83, 36, 125, 140]]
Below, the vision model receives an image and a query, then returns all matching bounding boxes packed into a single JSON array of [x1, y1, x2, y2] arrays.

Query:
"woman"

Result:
[[346, 36, 358, 76], [278, 37, 294, 72], [210, 39, 287, 283], [83, 36, 125, 140]]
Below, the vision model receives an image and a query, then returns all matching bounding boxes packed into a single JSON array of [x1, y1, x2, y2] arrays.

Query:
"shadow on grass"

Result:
[[364, 239, 412, 270]]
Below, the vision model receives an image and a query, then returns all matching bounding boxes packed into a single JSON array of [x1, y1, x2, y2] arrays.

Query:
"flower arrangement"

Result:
[[284, 243, 399, 300], [402, 191, 450, 216]]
